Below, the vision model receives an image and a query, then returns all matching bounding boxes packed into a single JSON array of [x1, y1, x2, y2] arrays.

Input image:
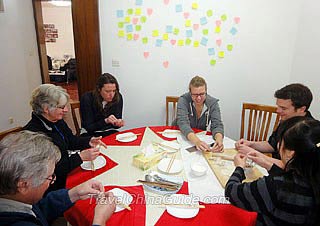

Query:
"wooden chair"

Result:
[[70, 101, 81, 135], [166, 96, 179, 126], [240, 103, 280, 141], [0, 127, 23, 140]]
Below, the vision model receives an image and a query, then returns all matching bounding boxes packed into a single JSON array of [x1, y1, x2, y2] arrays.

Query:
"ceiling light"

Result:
[[50, 0, 71, 7]]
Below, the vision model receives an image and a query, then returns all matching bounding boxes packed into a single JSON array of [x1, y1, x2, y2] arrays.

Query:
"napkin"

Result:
[[142, 144, 157, 157]]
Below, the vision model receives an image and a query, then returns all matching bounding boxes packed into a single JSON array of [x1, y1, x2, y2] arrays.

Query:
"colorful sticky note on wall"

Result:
[[135, 8, 142, 15], [117, 10, 124, 18], [215, 26, 221, 33], [135, 25, 142, 31], [192, 2, 198, 9], [207, 10, 213, 17], [118, 30, 125, 37], [152, 30, 159, 37], [142, 37, 148, 44], [166, 25, 173, 33], [127, 33, 133, 40], [186, 38, 192, 45], [230, 27, 237, 35], [136, 0, 143, 6], [200, 17, 207, 25], [227, 44, 233, 51], [202, 29, 208, 35], [118, 22, 124, 28], [163, 33, 169, 40], [201, 37, 208, 46], [221, 14, 227, 21], [210, 59, 216, 66], [140, 16, 147, 23], [127, 8, 133, 15], [156, 39, 163, 47], [193, 41, 199, 47], [176, 4, 183, 12], [126, 24, 133, 33], [173, 28, 180, 35], [124, 16, 131, 23], [208, 48, 215, 56], [186, 30, 193, 37], [178, 39, 184, 46], [218, 51, 225, 58], [185, 20, 192, 27]]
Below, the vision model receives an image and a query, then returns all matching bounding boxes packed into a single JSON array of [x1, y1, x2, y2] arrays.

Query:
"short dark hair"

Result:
[[274, 83, 312, 110]]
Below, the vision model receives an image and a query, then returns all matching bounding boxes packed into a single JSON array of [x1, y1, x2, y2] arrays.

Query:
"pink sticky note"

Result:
[[143, 52, 149, 58], [193, 24, 199, 30], [234, 17, 240, 24], [215, 20, 222, 27], [216, 39, 222, 46], [132, 17, 139, 25], [134, 34, 139, 40], [170, 39, 176, 45], [183, 12, 190, 19], [164, 0, 169, 5], [163, 61, 169, 68], [147, 8, 153, 16]]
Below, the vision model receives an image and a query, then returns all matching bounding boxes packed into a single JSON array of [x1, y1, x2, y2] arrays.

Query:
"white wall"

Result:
[[0, 0, 41, 131], [42, 2, 75, 60], [290, 0, 320, 119], [99, 0, 305, 140]]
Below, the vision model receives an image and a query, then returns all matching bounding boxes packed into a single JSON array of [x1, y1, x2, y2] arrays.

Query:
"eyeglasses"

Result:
[[55, 104, 67, 110], [45, 173, 56, 185], [190, 92, 206, 98]]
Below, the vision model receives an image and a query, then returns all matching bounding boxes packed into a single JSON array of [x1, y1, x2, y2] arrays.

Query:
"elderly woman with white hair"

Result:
[[24, 84, 103, 193], [0, 131, 115, 225]]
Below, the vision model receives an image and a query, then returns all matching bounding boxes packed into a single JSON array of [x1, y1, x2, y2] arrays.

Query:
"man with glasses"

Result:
[[172, 75, 224, 152], [0, 131, 115, 226]]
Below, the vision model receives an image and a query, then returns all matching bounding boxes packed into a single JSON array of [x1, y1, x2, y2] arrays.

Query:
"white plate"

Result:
[[116, 132, 137, 142], [158, 141, 181, 153], [166, 194, 200, 218], [158, 158, 183, 174], [161, 129, 181, 138], [80, 155, 106, 171], [107, 188, 133, 212]]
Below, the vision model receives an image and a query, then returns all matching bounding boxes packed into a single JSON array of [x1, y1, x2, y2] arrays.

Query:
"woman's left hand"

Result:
[[89, 136, 102, 148], [211, 139, 224, 152], [234, 153, 247, 168]]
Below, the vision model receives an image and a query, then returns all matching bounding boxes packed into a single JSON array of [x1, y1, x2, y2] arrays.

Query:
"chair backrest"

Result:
[[70, 101, 81, 135], [240, 103, 280, 141], [166, 96, 179, 126], [0, 127, 23, 141]]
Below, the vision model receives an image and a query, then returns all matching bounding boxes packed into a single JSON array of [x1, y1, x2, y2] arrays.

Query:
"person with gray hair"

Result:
[[0, 131, 115, 226], [24, 84, 104, 193]]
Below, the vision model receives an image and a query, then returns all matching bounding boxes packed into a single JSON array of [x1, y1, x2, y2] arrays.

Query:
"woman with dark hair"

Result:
[[225, 116, 320, 226], [80, 73, 124, 137]]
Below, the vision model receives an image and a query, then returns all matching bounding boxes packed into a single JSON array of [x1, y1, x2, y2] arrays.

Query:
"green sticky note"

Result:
[[207, 10, 213, 17], [118, 22, 124, 28], [142, 37, 148, 44], [227, 44, 233, 51], [124, 16, 131, 23], [210, 59, 216, 65], [193, 41, 199, 47], [152, 30, 159, 37], [185, 38, 192, 45], [178, 39, 184, 46], [173, 28, 180, 35], [135, 25, 141, 31], [140, 16, 147, 23], [118, 30, 125, 37], [221, 14, 227, 21], [215, 26, 221, 33], [202, 29, 208, 35], [127, 33, 133, 40], [192, 2, 198, 9], [218, 51, 225, 58], [185, 20, 191, 27], [127, 9, 133, 15], [163, 33, 169, 40], [135, 8, 142, 16]]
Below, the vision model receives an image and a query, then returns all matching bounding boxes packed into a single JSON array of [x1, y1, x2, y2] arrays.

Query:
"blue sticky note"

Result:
[[156, 39, 163, 47], [176, 4, 183, 13], [186, 30, 193, 38], [166, 25, 173, 33], [201, 37, 208, 46], [208, 48, 215, 56], [200, 17, 208, 25], [230, 27, 238, 35], [117, 10, 124, 18], [135, 0, 143, 6], [126, 24, 133, 33]]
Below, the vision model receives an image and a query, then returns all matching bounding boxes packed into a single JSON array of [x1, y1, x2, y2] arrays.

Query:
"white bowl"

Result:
[[190, 162, 208, 177]]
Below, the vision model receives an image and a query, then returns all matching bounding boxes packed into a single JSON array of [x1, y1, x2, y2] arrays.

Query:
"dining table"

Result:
[[64, 126, 260, 226]]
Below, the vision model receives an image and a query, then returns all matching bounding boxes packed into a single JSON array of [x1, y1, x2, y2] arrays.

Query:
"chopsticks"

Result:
[[162, 203, 206, 209], [157, 130, 181, 134], [166, 153, 177, 173], [137, 180, 179, 190], [152, 142, 180, 151]]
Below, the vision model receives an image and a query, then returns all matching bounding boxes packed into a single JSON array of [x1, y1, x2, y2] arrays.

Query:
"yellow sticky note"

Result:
[[193, 41, 199, 47], [127, 33, 133, 40], [127, 9, 133, 15], [210, 59, 216, 65], [227, 44, 233, 51], [173, 28, 179, 35], [221, 14, 227, 21], [142, 37, 148, 44], [135, 25, 141, 31], [218, 51, 225, 58], [140, 16, 147, 23], [178, 39, 184, 46], [207, 10, 213, 17], [215, 26, 221, 33], [152, 30, 159, 37], [135, 8, 142, 16], [118, 30, 125, 37], [124, 16, 131, 23], [185, 20, 191, 27], [192, 2, 198, 9], [163, 33, 169, 40], [185, 38, 192, 45], [203, 29, 208, 35]]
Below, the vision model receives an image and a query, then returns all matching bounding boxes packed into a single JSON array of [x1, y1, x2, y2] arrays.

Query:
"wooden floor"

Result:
[[52, 81, 79, 101]]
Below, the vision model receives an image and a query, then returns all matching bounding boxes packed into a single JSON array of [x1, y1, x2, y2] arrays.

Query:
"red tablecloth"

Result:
[[66, 153, 118, 189], [64, 185, 146, 226], [101, 127, 146, 146]]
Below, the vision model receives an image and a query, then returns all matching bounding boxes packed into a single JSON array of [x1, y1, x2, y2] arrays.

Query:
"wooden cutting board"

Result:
[[203, 148, 265, 188]]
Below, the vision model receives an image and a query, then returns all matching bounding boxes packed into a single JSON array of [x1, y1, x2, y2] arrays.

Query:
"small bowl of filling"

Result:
[[190, 162, 208, 177]]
